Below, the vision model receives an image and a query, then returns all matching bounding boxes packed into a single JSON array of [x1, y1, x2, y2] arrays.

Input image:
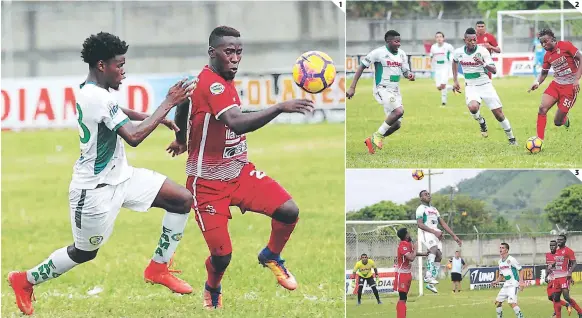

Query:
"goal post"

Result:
[[345, 220, 424, 298], [496, 9, 582, 78]]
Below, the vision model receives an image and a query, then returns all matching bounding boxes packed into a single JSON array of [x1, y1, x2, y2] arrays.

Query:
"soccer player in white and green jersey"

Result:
[[415, 190, 462, 294], [491, 243, 526, 318], [430, 31, 455, 106], [452, 27, 517, 145], [346, 30, 416, 154]]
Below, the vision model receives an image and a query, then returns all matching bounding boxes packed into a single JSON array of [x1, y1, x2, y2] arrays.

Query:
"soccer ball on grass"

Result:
[[525, 136, 543, 154], [292, 51, 336, 94]]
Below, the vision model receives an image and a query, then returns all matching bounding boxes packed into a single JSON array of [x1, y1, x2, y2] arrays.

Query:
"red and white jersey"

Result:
[[187, 66, 248, 180], [476, 32, 498, 54], [396, 240, 413, 274], [553, 246, 576, 278], [542, 41, 580, 85], [546, 252, 556, 281]]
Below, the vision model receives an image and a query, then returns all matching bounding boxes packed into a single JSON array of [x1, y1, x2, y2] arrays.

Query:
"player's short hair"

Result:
[[385, 30, 400, 41], [501, 242, 509, 250], [476, 21, 485, 26], [81, 32, 129, 68], [538, 28, 555, 39], [397, 228, 408, 240], [435, 31, 445, 37], [419, 190, 428, 197], [465, 28, 477, 36], [550, 240, 557, 243], [360, 253, 368, 258], [209, 26, 241, 47], [558, 234, 567, 241]]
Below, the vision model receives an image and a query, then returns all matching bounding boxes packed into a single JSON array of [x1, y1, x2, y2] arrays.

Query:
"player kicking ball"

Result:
[[7, 32, 196, 315], [416, 190, 462, 293], [452, 27, 517, 145], [167, 26, 314, 309], [352, 254, 382, 305], [346, 30, 415, 154], [528, 28, 582, 141], [551, 235, 582, 318], [546, 240, 572, 317], [492, 243, 526, 318], [430, 31, 455, 106], [395, 228, 429, 318]]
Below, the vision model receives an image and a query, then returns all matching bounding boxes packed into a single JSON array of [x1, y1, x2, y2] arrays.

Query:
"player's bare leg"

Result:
[[144, 179, 193, 294], [258, 199, 299, 290], [365, 107, 403, 154], [491, 108, 517, 145], [537, 94, 558, 140], [467, 101, 488, 137], [554, 108, 570, 129]]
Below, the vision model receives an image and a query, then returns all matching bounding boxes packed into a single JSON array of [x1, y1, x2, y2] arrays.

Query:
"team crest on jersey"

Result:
[[403, 247, 407, 251], [107, 101, 119, 118], [89, 235, 103, 245], [171, 233, 183, 241], [210, 82, 225, 95], [557, 48, 561, 54], [205, 205, 216, 215], [484, 37, 488, 42]]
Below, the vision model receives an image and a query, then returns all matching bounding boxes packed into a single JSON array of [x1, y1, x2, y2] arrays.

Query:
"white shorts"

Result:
[[420, 230, 442, 250], [496, 285, 519, 304], [69, 167, 167, 251], [374, 85, 403, 116], [465, 83, 502, 110], [434, 69, 449, 87]]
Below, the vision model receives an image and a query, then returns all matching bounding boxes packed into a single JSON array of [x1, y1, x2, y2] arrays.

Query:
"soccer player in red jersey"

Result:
[[395, 228, 429, 318], [551, 235, 582, 318], [546, 240, 572, 316], [529, 28, 582, 140], [476, 21, 501, 79], [166, 26, 314, 309]]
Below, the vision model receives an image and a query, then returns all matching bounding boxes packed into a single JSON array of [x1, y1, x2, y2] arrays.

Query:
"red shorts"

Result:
[[553, 277, 571, 290], [186, 163, 292, 255], [394, 272, 412, 293], [547, 280, 558, 296], [544, 81, 578, 114]]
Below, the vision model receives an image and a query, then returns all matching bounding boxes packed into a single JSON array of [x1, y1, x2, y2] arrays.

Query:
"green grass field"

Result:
[[347, 279, 582, 318], [1, 124, 345, 317], [346, 77, 582, 168]]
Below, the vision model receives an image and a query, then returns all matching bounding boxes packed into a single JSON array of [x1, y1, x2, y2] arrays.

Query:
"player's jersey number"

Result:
[[563, 98, 574, 109], [76, 103, 90, 144]]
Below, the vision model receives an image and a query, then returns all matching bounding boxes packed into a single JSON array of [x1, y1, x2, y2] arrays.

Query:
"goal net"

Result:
[[496, 9, 582, 77], [345, 220, 424, 298]]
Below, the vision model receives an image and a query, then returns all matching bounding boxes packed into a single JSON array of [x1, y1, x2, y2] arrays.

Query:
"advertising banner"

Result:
[[345, 268, 397, 295], [469, 265, 551, 290]]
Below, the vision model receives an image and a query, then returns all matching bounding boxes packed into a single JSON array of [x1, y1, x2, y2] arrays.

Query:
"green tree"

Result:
[[346, 200, 408, 221], [545, 184, 582, 231]]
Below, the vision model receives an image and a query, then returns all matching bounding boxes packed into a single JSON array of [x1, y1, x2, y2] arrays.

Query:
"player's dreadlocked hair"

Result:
[[81, 32, 128, 68], [465, 28, 477, 36], [384, 30, 400, 41], [209, 26, 241, 47], [538, 28, 555, 39], [397, 228, 408, 241]]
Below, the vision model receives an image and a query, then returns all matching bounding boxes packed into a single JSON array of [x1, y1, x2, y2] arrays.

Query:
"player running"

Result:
[[546, 240, 572, 317], [7, 32, 196, 316], [452, 27, 517, 145], [551, 235, 582, 318], [415, 190, 462, 293], [492, 243, 526, 318], [430, 31, 455, 106], [346, 30, 415, 154], [532, 36, 545, 79], [528, 28, 582, 141], [395, 228, 429, 318], [166, 26, 314, 310], [351, 254, 382, 305], [476, 20, 501, 79]]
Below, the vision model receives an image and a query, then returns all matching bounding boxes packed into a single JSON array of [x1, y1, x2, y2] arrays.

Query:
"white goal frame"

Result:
[[345, 220, 424, 296], [497, 9, 580, 78]]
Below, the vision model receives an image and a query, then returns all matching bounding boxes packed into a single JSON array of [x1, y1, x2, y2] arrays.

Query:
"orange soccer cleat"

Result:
[[258, 248, 298, 291], [8, 271, 35, 315], [144, 258, 193, 294]]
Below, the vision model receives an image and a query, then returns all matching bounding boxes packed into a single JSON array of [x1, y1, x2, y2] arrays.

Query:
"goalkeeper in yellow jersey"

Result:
[[352, 254, 382, 305]]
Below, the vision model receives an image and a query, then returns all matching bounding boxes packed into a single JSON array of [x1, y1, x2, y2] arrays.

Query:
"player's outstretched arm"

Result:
[[438, 218, 462, 246], [117, 79, 194, 147], [218, 99, 314, 135], [346, 65, 366, 98], [121, 107, 179, 132]]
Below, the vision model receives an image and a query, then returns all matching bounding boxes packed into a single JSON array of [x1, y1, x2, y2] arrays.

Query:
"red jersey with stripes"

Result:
[[542, 41, 580, 85], [553, 246, 576, 279], [396, 241, 413, 274], [546, 252, 556, 280], [476, 33, 498, 54], [187, 66, 247, 180]]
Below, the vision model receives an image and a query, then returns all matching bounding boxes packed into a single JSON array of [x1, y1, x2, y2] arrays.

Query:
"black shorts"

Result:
[[358, 276, 376, 287], [451, 272, 462, 282]]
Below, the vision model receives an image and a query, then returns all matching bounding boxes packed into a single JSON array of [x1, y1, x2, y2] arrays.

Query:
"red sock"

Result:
[[397, 300, 406, 318], [555, 301, 562, 318], [267, 219, 298, 254], [561, 300, 569, 307], [569, 297, 582, 313], [205, 256, 225, 289], [537, 113, 547, 139]]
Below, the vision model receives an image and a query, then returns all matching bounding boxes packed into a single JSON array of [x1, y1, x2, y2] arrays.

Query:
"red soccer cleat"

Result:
[[203, 284, 223, 310], [364, 137, 376, 154], [8, 271, 35, 315], [144, 259, 193, 294]]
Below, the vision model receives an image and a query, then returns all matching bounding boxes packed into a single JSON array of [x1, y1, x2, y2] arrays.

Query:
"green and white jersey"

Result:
[[415, 204, 440, 231], [498, 255, 522, 287], [70, 82, 132, 189], [430, 42, 455, 70], [361, 46, 410, 91], [453, 45, 494, 86]]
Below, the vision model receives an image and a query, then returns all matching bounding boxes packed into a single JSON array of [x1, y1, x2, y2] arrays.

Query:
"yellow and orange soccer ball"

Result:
[[292, 51, 336, 94], [525, 136, 543, 154]]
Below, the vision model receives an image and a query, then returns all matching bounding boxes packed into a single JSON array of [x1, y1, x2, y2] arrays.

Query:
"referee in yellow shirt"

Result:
[[352, 253, 382, 305]]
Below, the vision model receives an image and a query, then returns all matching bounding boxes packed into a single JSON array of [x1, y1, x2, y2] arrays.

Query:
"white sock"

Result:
[[499, 118, 515, 139], [152, 212, 189, 264], [446, 84, 453, 91], [441, 90, 447, 104], [26, 247, 78, 285], [426, 254, 436, 279], [377, 122, 390, 135], [433, 262, 441, 280], [496, 306, 503, 318], [513, 306, 522, 317], [471, 110, 485, 123]]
